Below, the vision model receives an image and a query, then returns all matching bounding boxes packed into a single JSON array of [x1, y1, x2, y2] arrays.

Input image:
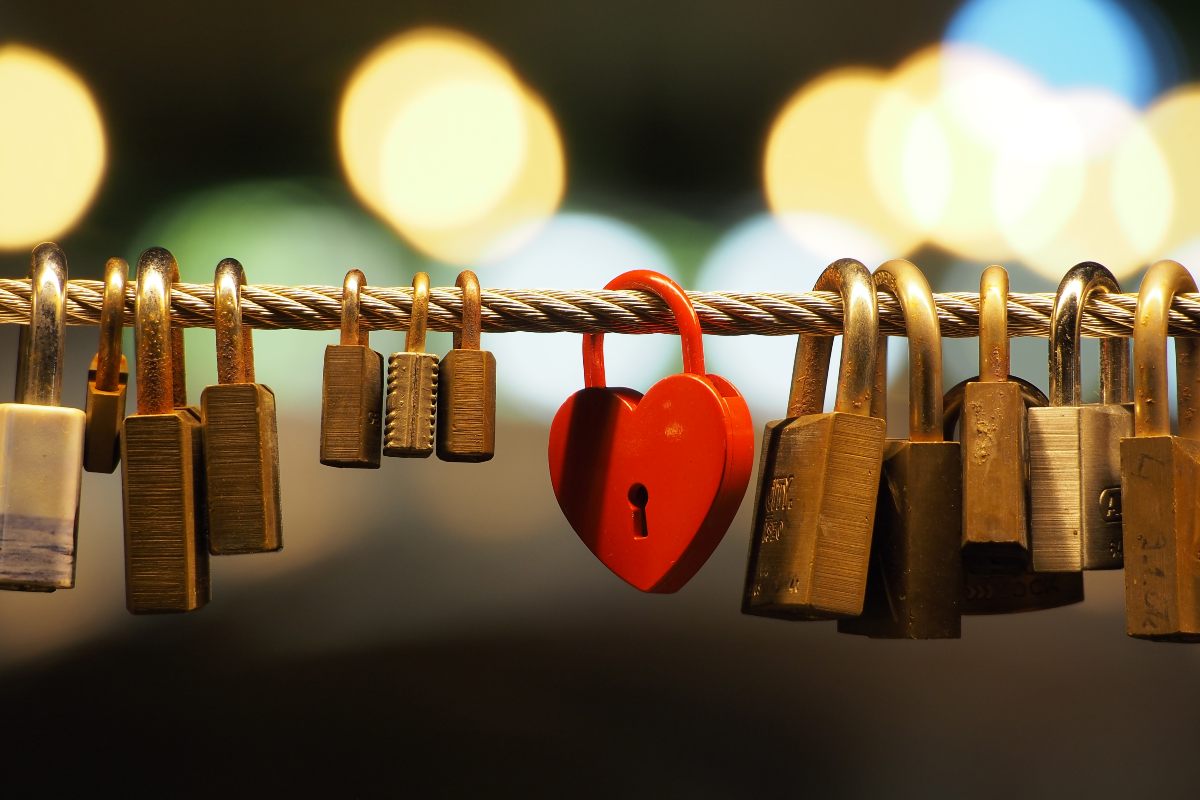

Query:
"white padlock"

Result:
[[0, 243, 85, 591]]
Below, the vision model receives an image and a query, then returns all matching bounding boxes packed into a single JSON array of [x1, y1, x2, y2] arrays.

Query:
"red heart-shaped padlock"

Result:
[[547, 270, 754, 592]]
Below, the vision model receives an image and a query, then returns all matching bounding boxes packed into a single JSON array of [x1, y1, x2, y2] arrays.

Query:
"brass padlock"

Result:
[[960, 266, 1029, 567], [384, 272, 438, 458], [121, 247, 210, 613], [839, 259, 962, 639], [437, 270, 496, 462], [0, 243, 86, 592], [320, 269, 383, 468], [1030, 262, 1132, 572], [201, 258, 283, 554], [944, 376, 1085, 614], [83, 257, 129, 474], [1121, 259, 1200, 641], [742, 258, 886, 620]]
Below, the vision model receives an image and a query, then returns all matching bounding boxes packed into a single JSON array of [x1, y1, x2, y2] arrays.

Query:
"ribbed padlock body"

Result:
[[201, 382, 282, 554], [385, 351, 438, 457], [839, 440, 963, 639], [121, 408, 210, 613], [961, 381, 1028, 554], [742, 411, 886, 619], [320, 344, 383, 468], [1121, 435, 1200, 641], [1029, 403, 1132, 571], [436, 348, 496, 462], [83, 353, 127, 474], [0, 404, 85, 591]]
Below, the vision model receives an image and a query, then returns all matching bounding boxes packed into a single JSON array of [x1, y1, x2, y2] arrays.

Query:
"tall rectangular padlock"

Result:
[[83, 257, 128, 474], [321, 269, 383, 468], [385, 272, 438, 458], [743, 259, 886, 619], [1030, 263, 1132, 572], [437, 270, 496, 462], [0, 244, 84, 592], [121, 248, 210, 613]]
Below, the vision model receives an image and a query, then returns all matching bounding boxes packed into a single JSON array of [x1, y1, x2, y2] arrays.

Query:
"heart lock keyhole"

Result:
[[628, 483, 649, 537]]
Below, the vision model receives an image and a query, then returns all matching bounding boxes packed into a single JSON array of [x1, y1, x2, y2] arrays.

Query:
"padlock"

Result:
[[1029, 262, 1132, 572], [548, 269, 754, 592], [201, 258, 283, 554], [960, 266, 1030, 568], [320, 268, 383, 468], [384, 271, 438, 458], [121, 247, 210, 613], [1121, 259, 1200, 641], [944, 376, 1085, 614], [83, 257, 129, 474], [742, 258, 886, 620], [839, 259, 961, 639], [437, 270, 496, 462], [0, 243, 85, 592]]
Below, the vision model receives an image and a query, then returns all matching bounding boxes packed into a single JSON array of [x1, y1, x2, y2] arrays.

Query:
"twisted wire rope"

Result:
[[2, 279, 1200, 337]]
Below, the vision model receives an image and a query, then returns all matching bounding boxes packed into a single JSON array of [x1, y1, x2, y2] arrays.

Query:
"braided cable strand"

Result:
[[2, 278, 1200, 337]]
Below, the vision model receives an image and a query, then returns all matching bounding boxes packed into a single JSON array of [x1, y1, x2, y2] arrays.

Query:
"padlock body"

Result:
[[320, 344, 383, 468], [1030, 403, 1131, 571], [961, 381, 1028, 556], [839, 440, 963, 638], [1121, 435, 1200, 641], [83, 353, 127, 474], [384, 351, 438, 458], [437, 348, 496, 462], [743, 411, 886, 619], [121, 408, 210, 613], [962, 563, 1084, 613], [0, 404, 84, 591], [201, 382, 283, 554]]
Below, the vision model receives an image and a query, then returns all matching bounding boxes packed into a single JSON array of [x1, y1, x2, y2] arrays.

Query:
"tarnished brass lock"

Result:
[[320, 269, 383, 468], [960, 266, 1029, 567], [839, 259, 962, 639], [83, 257, 128, 474], [437, 270, 496, 462], [1029, 262, 1132, 572], [1121, 259, 1200, 641], [944, 377, 1085, 614], [742, 258, 886, 620], [0, 244, 85, 591], [201, 259, 283, 554], [121, 247, 210, 613], [385, 272, 438, 458]]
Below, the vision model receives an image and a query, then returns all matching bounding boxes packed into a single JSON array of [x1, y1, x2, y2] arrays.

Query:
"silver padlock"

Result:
[[1029, 261, 1132, 572], [0, 243, 86, 591]]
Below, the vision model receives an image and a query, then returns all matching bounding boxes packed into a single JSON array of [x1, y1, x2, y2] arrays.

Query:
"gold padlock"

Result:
[[1121, 259, 1200, 641], [436, 270, 496, 462], [320, 269, 384, 468], [839, 259, 961, 639], [83, 257, 129, 474], [742, 258, 886, 620], [385, 272, 439, 458]]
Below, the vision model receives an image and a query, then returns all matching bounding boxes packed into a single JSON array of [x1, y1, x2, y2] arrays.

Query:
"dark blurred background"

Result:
[[1, 1, 1199, 795]]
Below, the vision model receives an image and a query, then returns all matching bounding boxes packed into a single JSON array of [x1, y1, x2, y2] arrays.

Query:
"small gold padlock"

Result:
[[200, 258, 283, 554], [83, 257, 129, 474], [436, 270, 496, 462], [121, 247, 210, 613], [384, 272, 438, 458], [320, 269, 384, 468], [1121, 259, 1200, 641]]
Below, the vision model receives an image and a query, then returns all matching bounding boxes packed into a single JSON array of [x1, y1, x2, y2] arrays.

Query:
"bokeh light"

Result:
[[339, 28, 565, 264], [1146, 87, 1200, 266], [0, 45, 106, 249]]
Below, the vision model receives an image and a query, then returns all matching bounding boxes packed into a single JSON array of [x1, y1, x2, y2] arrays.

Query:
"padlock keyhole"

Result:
[[628, 483, 649, 537]]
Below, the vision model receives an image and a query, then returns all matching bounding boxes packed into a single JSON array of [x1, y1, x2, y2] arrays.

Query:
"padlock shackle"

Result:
[[453, 270, 481, 351], [93, 257, 127, 393], [339, 269, 369, 347], [1133, 260, 1200, 438], [583, 270, 704, 388], [214, 258, 255, 384], [786, 259, 877, 418], [1048, 261, 1130, 408], [871, 259, 943, 441], [942, 374, 1048, 440], [978, 265, 1009, 382], [135, 247, 184, 416], [17, 242, 69, 407], [406, 272, 431, 354]]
